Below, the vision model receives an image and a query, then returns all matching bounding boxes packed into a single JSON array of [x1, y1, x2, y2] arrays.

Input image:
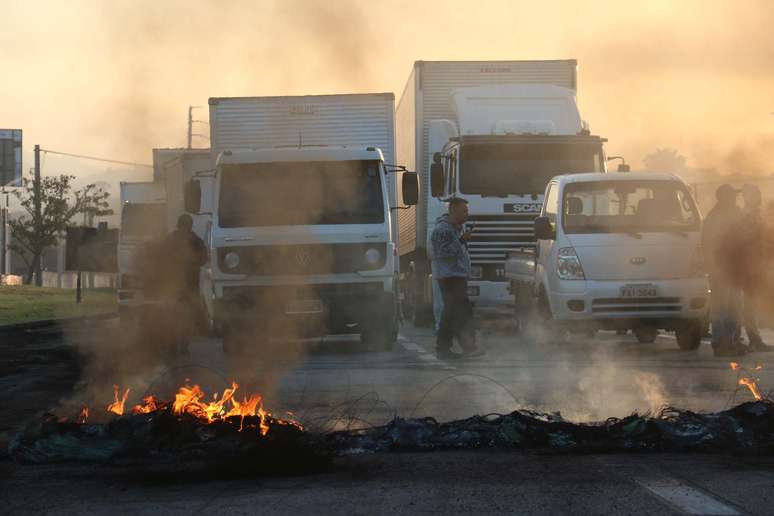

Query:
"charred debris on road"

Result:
[[10, 399, 774, 469]]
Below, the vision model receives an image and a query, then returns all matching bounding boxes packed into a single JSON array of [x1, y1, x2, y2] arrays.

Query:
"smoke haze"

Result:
[[2, 0, 773, 177]]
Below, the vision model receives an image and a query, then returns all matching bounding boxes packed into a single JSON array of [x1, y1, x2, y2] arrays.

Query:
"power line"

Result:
[[39, 148, 153, 168]]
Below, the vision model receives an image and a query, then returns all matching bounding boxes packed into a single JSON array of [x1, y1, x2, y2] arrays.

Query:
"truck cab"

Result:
[[190, 146, 418, 353], [507, 172, 710, 349], [428, 85, 606, 311]]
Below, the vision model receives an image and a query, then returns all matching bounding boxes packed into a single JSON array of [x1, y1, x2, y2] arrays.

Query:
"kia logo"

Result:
[[295, 251, 312, 267], [630, 257, 647, 265]]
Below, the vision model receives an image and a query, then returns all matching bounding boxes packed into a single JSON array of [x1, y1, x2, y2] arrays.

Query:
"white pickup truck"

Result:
[[505, 172, 710, 349]]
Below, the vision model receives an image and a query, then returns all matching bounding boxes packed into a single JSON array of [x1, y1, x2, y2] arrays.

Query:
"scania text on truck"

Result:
[[186, 93, 419, 353], [505, 172, 710, 349], [395, 60, 607, 324]]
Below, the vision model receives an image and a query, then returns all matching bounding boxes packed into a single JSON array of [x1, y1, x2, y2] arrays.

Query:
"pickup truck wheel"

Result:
[[675, 321, 703, 351], [634, 327, 658, 343]]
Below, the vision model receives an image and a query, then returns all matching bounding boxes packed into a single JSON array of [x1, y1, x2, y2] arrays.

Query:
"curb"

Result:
[[0, 312, 118, 335]]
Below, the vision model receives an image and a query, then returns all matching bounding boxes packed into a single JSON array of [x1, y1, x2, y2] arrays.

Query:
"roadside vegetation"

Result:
[[0, 285, 116, 326]]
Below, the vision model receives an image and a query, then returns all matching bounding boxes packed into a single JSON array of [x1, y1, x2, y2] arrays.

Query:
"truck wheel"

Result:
[[361, 328, 395, 352], [634, 327, 658, 343], [525, 288, 565, 345], [675, 321, 702, 351]]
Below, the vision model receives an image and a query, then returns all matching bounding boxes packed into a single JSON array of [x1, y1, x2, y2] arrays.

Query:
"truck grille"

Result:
[[467, 214, 537, 271], [591, 297, 682, 314]]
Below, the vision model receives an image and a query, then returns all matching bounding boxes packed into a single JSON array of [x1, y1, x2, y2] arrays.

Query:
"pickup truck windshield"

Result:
[[459, 142, 603, 196], [218, 160, 385, 227], [562, 180, 700, 234], [120, 204, 167, 240]]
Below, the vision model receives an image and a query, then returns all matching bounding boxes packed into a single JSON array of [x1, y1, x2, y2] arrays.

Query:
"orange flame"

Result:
[[739, 377, 763, 400], [729, 362, 740, 371], [107, 385, 131, 415], [171, 382, 271, 434], [78, 406, 89, 423], [131, 395, 164, 415]]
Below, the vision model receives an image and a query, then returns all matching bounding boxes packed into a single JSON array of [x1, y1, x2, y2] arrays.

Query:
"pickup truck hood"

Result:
[[564, 232, 699, 281]]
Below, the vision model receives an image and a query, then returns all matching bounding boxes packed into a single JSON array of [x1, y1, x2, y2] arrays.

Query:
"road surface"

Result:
[[2, 317, 774, 514]]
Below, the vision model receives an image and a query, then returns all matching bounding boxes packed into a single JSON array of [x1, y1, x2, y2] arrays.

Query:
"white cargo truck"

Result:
[[117, 181, 167, 311], [395, 60, 607, 324], [186, 93, 418, 352], [118, 149, 213, 314]]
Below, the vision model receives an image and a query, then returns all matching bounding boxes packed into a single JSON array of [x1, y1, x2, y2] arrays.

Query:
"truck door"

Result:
[[537, 182, 559, 286]]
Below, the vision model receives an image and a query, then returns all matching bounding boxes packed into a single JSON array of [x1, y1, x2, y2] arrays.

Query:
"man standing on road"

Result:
[[430, 198, 484, 359], [163, 214, 208, 352], [702, 184, 745, 357], [738, 184, 773, 352]]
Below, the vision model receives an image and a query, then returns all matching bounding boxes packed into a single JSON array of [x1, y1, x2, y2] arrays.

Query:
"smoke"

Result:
[[2, 0, 773, 176]]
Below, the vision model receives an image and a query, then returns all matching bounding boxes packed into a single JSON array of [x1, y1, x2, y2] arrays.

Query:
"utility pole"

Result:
[[33, 144, 42, 286], [187, 106, 194, 149]]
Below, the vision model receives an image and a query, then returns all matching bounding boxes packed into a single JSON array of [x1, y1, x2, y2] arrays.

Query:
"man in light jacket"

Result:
[[430, 198, 484, 359]]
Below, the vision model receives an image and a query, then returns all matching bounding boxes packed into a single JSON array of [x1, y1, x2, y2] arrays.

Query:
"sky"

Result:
[[1, 0, 773, 187]]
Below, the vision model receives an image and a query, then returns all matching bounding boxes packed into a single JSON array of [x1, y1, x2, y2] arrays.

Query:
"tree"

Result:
[[8, 172, 113, 285], [642, 148, 687, 173]]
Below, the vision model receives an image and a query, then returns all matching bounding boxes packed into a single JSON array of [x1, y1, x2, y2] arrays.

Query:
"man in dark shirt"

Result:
[[702, 184, 744, 357]]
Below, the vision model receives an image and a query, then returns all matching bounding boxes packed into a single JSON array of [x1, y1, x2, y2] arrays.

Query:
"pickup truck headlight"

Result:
[[556, 247, 585, 280], [364, 248, 382, 267], [223, 251, 240, 270]]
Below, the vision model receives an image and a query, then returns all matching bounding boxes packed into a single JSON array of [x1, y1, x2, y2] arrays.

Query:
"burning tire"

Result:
[[675, 320, 703, 350]]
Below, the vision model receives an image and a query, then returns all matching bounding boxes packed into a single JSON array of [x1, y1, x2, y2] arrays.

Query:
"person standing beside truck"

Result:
[[431, 198, 484, 359], [702, 184, 745, 357], [738, 184, 773, 352]]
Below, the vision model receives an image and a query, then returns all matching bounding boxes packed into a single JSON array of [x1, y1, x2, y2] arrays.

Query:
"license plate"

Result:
[[285, 299, 324, 315], [467, 286, 480, 297], [620, 284, 657, 298]]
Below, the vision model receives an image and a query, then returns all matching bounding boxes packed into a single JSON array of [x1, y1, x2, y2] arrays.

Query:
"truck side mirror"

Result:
[[534, 216, 554, 240], [430, 163, 445, 197], [402, 171, 419, 206], [184, 180, 201, 214]]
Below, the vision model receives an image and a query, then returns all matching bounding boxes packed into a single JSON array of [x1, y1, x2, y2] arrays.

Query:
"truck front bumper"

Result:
[[213, 281, 395, 335], [548, 277, 710, 329]]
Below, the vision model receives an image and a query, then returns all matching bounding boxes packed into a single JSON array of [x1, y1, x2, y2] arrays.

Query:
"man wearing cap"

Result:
[[738, 184, 773, 352], [702, 184, 745, 357]]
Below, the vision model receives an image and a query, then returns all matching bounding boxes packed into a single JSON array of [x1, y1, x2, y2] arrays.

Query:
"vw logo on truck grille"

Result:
[[630, 257, 647, 265], [295, 250, 312, 268]]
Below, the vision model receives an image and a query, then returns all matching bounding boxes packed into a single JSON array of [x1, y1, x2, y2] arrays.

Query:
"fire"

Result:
[[739, 378, 763, 401], [131, 395, 164, 415], [729, 362, 766, 401], [172, 382, 270, 434], [107, 385, 131, 415], [78, 406, 89, 424]]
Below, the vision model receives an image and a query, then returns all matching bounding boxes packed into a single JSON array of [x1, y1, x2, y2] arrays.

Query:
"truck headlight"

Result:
[[223, 251, 240, 270], [364, 248, 382, 267], [556, 247, 585, 280]]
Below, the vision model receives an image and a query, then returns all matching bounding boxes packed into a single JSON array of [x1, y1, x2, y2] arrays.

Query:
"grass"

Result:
[[0, 285, 117, 326]]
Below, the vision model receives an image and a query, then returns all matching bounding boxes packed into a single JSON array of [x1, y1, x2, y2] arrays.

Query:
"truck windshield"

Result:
[[459, 142, 603, 196], [120, 204, 167, 240], [218, 160, 385, 227], [562, 180, 700, 234]]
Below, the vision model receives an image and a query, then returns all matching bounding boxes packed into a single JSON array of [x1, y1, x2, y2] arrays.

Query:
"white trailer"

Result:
[[190, 93, 418, 352], [395, 60, 607, 323]]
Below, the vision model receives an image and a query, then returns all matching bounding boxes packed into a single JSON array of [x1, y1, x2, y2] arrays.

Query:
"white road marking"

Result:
[[399, 335, 456, 370], [636, 477, 739, 515]]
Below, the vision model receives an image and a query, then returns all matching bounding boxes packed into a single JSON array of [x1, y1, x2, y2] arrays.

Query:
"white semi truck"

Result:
[[117, 180, 167, 311], [395, 60, 607, 324], [186, 93, 418, 352], [117, 149, 212, 315]]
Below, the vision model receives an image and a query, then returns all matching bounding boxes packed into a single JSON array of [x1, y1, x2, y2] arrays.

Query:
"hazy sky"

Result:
[[2, 0, 773, 183]]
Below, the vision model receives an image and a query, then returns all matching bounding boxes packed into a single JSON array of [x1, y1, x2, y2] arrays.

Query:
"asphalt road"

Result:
[[3, 317, 774, 514]]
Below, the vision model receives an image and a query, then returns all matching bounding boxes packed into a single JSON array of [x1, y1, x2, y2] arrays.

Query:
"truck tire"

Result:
[[362, 306, 398, 352], [634, 327, 658, 343], [524, 287, 565, 345], [675, 321, 703, 351]]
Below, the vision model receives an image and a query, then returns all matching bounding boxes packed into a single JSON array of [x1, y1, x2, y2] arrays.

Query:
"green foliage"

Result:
[[8, 172, 114, 283]]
